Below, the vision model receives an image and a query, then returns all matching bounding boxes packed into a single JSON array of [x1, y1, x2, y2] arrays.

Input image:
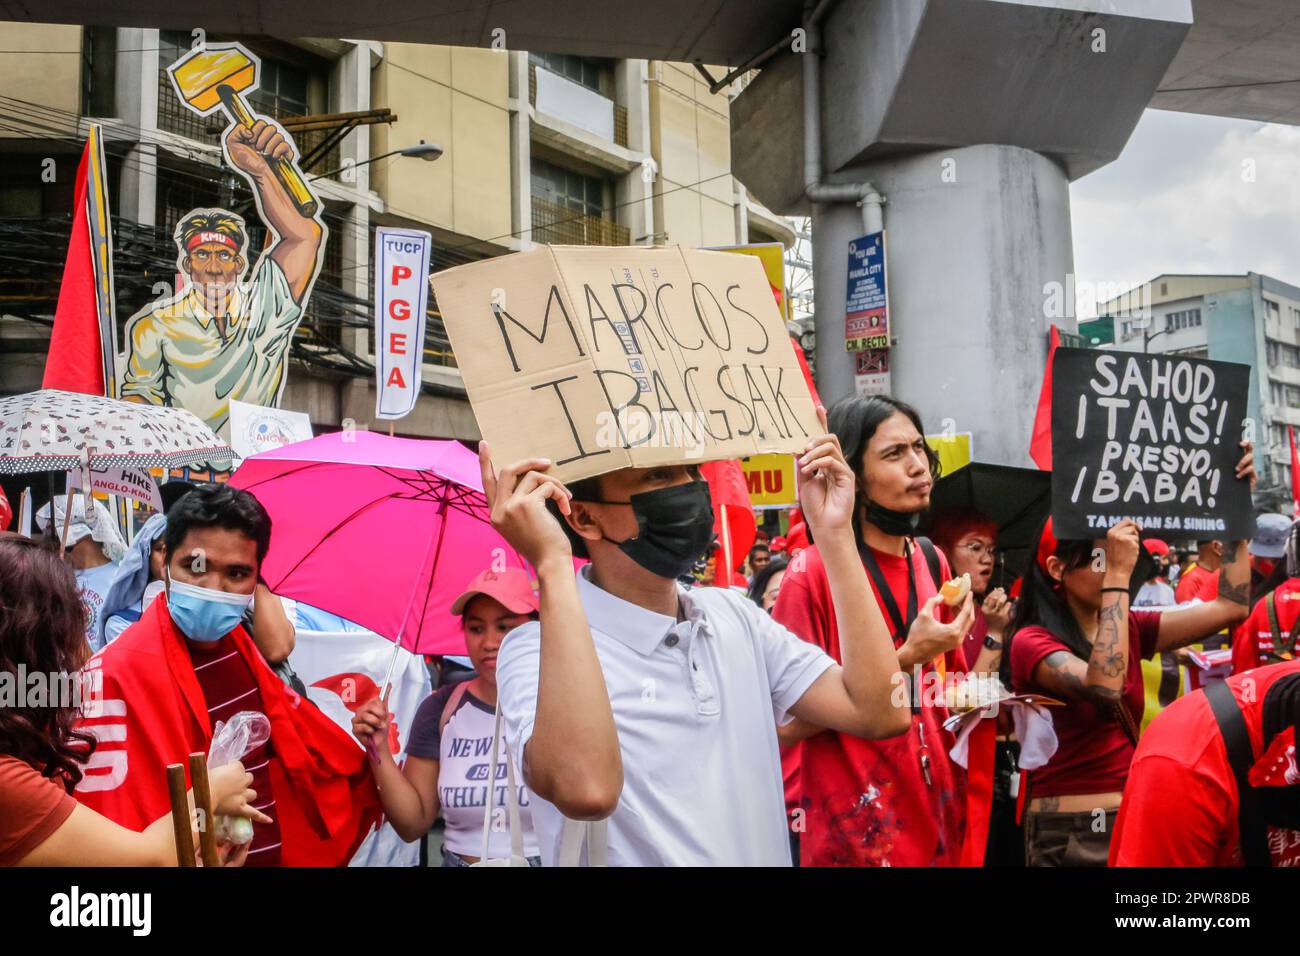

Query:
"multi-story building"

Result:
[[1095, 272, 1300, 513], [0, 22, 796, 443]]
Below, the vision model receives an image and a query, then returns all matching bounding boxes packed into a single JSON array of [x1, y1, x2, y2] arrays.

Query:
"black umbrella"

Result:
[[922, 462, 1052, 590]]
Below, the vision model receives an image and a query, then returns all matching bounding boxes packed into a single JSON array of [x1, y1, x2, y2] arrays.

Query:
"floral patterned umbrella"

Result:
[[0, 389, 234, 475]]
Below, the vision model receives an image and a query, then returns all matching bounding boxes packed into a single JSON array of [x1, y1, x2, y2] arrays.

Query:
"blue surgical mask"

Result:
[[166, 571, 253, 643]]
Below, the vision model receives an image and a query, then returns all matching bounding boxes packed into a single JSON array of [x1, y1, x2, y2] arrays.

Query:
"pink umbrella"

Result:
[[229, 431, 530, 659]]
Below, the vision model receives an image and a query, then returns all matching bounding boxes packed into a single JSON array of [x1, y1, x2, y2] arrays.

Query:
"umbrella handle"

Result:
[[376, 639, 402, 712]]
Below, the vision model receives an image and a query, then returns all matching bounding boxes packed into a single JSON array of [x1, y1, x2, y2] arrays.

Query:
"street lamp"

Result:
[[1132, 316, 1171, 354], [309, 140, 443, 182]]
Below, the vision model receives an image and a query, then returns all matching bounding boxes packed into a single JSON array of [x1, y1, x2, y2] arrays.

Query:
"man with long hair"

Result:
[[774, 394, 975, 866]]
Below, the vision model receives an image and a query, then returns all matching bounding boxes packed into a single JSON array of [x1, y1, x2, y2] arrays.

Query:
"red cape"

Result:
[[75, 597, 380, 866]]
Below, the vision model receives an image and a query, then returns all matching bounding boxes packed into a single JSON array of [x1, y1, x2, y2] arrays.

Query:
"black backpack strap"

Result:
[[1285, 601, 1300, 659], [914, 536, 942, 592], [1204, 679, 1271, 867]]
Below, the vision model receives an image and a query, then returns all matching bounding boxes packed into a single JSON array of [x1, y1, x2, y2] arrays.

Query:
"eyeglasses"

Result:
[[958, 541, 998, 560]]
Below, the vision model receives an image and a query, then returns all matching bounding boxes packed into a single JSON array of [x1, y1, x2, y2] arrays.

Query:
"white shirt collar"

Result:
[[576, 564, 700, 657]]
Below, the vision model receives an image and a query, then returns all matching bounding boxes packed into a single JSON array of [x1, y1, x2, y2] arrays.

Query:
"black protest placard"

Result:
[[1050, 348, 1254, 540]]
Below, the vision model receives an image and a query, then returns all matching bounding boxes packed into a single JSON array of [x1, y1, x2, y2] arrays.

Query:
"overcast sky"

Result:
[[1070, 107, 1300, 318]]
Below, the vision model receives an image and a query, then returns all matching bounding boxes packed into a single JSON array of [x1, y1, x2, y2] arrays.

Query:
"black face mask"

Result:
[[864, 499, 921, 537], [588, 480, 716, 579]]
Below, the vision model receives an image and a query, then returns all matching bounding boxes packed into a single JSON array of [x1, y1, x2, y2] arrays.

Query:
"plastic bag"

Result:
[[207, 711, 270, 845], [208, 711, 270, 767]]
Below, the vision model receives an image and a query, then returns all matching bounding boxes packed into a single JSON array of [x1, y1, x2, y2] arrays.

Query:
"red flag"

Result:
[[700, 460, 757, 586], [44, 127, 117, 396], [1028, 325, 1060, 470], [790, 338, 822, 409], [1289, 425, 1300, 518]]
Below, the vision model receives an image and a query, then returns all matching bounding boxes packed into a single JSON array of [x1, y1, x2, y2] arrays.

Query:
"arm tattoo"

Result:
[[1217, 570, 1250, 608], [1042, 650, 1088, 694], [1092, 601, 1128, 682], [1042, 648, 1122, 703]]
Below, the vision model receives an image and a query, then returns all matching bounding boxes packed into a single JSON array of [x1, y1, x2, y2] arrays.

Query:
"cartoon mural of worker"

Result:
[[119, 43, 327, 440]]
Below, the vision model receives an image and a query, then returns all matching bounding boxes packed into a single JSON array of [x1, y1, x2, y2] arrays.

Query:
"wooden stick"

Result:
[[58, 492, 74, 552], [188, 753, 221, 867], [166, 763, 196, 867], [388, 420, 395, 437]]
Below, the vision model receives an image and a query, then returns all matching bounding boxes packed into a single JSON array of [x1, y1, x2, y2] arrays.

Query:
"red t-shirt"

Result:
[[1009, 610, 1161, 797], [773, 541, 966, 867], [1233, 578, 1300, 675], [1175, 564, 1219, 604], [187, 635, 282, 866], [1110, 659, 1300, 866], [0, 755, 77, 866], [961, 608, 989, 672]]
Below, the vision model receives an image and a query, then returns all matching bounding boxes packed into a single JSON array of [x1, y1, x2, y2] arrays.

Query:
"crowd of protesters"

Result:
[[2, 393, 1298, 868]]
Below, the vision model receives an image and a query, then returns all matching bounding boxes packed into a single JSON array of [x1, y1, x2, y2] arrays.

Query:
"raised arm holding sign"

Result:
[[478, 401, 909, 865]]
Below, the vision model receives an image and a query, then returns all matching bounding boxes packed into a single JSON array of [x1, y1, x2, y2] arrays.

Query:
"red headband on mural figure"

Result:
[[185, 230, 240, 252]]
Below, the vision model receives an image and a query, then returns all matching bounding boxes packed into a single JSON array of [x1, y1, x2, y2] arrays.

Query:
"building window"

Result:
[[529, 158, 628, 245], [81, 26, 117, 118], [1121, 320, 1133, 338], [1267, 340, 1300, 369], [530, 158, 607, 219], [157, 163, 227, 241], [249, 59, 309, 119], [1291, 305, 1300, 329], [1265, 299, 1281, 322], [1163, 308, 1201, 332], [528, 53, 612, 95]]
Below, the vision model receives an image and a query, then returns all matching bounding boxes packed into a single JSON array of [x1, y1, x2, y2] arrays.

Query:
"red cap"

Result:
[[1142, 538, 1170, 557], [450, 567, 538, 616], [771, 536, 789, 553], [1035, 517, 1058, 575], [785, 521, 809, 554]]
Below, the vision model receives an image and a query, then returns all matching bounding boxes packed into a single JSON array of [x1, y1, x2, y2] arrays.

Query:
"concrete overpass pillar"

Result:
[[812, 144, 1073, 464], [730, 0, 1192, 466]]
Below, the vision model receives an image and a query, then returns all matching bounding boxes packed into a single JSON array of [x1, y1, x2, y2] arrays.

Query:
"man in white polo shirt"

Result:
[[480, 418, 915, 866]]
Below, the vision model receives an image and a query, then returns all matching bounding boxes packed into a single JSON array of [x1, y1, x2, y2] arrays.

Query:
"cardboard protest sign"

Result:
[[1050, 348, 1253, 540], [430, 245, 821, 483], [711, 242, 789, 321]]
